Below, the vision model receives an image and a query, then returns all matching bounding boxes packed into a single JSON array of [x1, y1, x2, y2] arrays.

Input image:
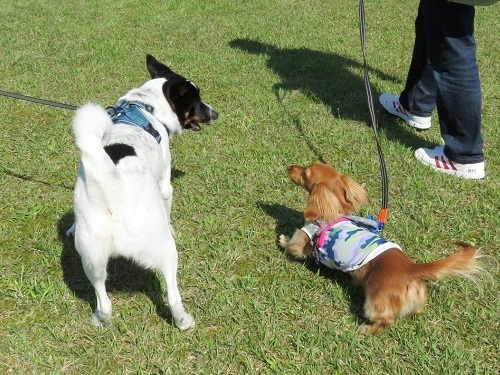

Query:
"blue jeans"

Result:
[[399, 0, 484, 164]]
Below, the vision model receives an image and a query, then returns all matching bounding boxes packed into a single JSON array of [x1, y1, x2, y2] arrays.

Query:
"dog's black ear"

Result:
[[146, 54, 173, 79]]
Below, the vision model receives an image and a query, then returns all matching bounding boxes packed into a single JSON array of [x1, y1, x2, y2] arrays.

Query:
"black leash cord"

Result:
[[359, 0, 389, 225], [0, 89, 77, 110]]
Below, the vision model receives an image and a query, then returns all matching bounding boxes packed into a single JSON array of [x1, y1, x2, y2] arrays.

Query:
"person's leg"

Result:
[[428, 1, 484, 164], [414, 0, 484, 178], [379, 0, 434, 130], [399, 0, 437, 118]]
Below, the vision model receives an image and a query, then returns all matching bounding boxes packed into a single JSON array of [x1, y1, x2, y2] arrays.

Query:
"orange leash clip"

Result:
[[378, 208, 388, 225]]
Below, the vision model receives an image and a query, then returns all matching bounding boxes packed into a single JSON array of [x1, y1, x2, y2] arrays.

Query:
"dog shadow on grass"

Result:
[[57, 168, 187, 326], [229, 38, 436, 153], [257, 202, 367, 325]]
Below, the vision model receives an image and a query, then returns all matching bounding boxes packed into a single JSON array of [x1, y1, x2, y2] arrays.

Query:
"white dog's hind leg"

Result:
[[92, 280, 112, 327], [82, 259, 112, 326], [158, 249, 194, 330]]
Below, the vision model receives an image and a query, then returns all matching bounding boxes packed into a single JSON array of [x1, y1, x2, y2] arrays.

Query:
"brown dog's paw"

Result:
[[278, 234, 290, 249], [359, 324, 372, 336], [359, 318, 394, 335]]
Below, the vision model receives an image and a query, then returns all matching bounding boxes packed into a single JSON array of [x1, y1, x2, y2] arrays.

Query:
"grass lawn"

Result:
[[0, 0, 498, 373]]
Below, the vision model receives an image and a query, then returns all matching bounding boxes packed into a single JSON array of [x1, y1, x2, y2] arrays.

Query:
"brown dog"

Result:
[[278, 161, 480, 335]]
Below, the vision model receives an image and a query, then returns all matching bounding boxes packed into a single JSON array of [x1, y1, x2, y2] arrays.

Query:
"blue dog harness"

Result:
[[106, 101, 162, 143]]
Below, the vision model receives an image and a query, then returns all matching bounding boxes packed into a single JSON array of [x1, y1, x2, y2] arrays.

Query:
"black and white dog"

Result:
[[68, 54, 218, 329]]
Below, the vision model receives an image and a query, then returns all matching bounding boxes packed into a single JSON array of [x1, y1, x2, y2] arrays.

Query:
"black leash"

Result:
[[0, 90, 77, 190], [0, 89, 77, 110], [359, 0, 388, 229]]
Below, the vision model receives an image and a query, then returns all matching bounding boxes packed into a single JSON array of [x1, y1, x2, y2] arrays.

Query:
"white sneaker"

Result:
[[414, 146, 485, 179], [379, 93, 431, 130]]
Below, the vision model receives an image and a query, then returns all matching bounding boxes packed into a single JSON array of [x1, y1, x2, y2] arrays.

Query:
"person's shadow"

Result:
[[229, 38, 432, 154], [58, 168, 186, 325], [257, 202, 366, 324]]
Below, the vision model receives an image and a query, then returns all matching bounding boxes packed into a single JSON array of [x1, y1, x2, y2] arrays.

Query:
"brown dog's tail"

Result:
[[410, 242, 481, 281]]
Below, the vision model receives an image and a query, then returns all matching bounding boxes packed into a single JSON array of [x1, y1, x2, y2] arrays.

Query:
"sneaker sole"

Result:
[[414, 150, 485, 179], [379, 95, 431, 130]]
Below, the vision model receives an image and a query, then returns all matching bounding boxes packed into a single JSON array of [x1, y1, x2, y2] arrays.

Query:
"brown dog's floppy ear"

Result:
[[328, 175, 370, 214], [304, 183, 344, 222], [340, 175, 370, 211]]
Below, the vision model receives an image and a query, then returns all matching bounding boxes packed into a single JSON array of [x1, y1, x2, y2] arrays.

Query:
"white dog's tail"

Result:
[[72, 103, 119, 190]]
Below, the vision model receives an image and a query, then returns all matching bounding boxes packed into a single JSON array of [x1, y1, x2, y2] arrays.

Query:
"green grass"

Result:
[[0, 0, 498, 373]]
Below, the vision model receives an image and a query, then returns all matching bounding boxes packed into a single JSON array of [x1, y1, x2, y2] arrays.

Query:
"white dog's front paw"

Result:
[[66, 222, 76, 237], [175, 313, 195, 331], [278, 234, 290, 249], [169, 224, 176, 239]]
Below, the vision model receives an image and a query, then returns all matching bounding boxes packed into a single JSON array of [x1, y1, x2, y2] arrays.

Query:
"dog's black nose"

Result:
[[210, 109, 218, 121]]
